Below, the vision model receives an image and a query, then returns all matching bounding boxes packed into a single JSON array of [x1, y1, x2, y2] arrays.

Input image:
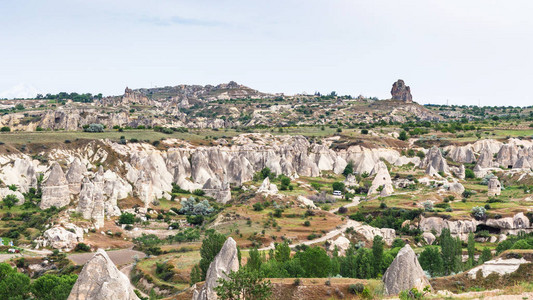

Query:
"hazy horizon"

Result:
[[1, 0, 531, 106]]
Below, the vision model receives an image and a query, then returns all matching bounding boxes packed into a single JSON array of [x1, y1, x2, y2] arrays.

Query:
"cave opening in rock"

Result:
[[476, 224, 501, 234]]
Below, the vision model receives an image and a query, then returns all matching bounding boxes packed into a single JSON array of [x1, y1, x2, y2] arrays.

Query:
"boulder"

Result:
[[447, 182, 465, 195], [0, 188, 24, 205], [257, 177, 278, 195], [383, 244, 431, 295], [422, 232, 436, 245], [39, 224, 84, 251], [391, 80, 413, 102], [343, 173, 358, 187], [513, 156, 532, 170], [496, 144, 519, 168], [40, 162, 70, 209], [68, 249, 140, 300], [329, 235, 351, 256], [193, 237, 239, 300]]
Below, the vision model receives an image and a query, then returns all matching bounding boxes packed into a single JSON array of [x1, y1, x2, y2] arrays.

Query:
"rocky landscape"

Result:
[[0, 81, 531, 300]]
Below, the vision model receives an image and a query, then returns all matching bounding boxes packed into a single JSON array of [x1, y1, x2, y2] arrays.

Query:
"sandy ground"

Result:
[[68, 248, 146, 266]]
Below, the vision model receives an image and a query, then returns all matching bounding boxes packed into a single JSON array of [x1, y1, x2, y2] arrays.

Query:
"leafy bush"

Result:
[[348, 283, 365, 294], [118, 212, 135, 224], [83, 123, 104, 132], [471, 206, 486, 220], [74, 243, 91, 252], [179, 197, 213, 215]]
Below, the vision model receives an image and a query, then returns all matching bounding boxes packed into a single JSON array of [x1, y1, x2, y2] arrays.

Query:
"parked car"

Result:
[[332, 190, 342, 196]]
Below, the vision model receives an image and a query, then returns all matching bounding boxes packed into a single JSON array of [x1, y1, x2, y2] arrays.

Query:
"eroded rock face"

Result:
[[383, 244, 431, 295], [467, 258, 529, 279], [193, 237, 239, 300], [40, 162, 70, 209], [391, 80, 413, 102], [68, 249, 140, 300], [66, 158, 87, 194], [257, 177, 278, 195], [368, 163, 394, 196], [420, 147, 449, 175], [447, 145, 476, 164], [488, 176, 501, 196], [39, 224, 84, 251]]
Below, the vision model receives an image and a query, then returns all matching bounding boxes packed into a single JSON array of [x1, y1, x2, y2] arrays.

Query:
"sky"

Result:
[[0, 0, 532, 106]]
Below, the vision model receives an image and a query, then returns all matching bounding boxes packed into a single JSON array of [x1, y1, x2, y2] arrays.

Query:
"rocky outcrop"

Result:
[[193, 237, 239, 300], [496, 144, 519, 168], [391, 80, 413, 103], [38, 224, 84, 251], [447, 182, 465, 195], [40, 162, 70, 209], [368, 162, 394, 196], [352, 220, 396, 246], [383, 244, 431, 295], [420, 147, 449, 175], [419, 216, 477, 241], [68, 249, 140, 300], [77, 178, 105, 229], [447, 145, 476, 164], [66, 158, 87, 194], [257, 177, 278, 195], [422, 232, 436, 245], [467, 257, 529, 279], [487, 176, 501, 196]]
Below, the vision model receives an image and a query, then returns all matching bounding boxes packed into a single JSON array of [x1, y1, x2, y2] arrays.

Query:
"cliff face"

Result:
[[391, 79, 413, 102]]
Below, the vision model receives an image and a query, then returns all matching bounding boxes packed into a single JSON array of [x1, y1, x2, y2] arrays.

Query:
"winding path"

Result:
[[258, 197, 361, 250]]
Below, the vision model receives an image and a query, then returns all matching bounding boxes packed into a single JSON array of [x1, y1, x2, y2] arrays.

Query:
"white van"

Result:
[[332, 190, 342, 196]]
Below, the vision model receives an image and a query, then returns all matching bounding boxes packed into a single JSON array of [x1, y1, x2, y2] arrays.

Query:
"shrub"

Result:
[[0, 126, 10, 132], [465, 168, 475, 179], [252, 202, 263, 211], [118, 212, 135, 224], [193, 189, 205, 196], [303, 220, 311, 227], [471, 206, 486, 220], [332, 181, 345, 192], [348, 283, 365, 295], [83, 124, 104, 133], [74, 243, 91, 252]]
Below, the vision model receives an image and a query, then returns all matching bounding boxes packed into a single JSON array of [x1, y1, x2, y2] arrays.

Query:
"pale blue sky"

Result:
[[0, 0, 531, 106]]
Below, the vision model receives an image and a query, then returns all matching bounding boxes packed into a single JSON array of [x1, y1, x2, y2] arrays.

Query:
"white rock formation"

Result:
[[193, 237, 239, 300], [257, 177, 278, 195], [383, 244, 432, 295], [467, 258, 529, 279], [68, 249, 140, 300], [368, 163, 394, 196], [66, 157, 87, 194], [420, 146, 450, 175], [39, 224, 84, 251], [487, 176, 501, 196], [40, 162, 70, 209]]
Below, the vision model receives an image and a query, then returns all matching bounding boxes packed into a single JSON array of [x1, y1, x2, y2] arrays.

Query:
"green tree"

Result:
[[30, 274, 77, 300], [0, 272, 30, 299], [372, 235, 384, 277], [199, 232, 227, 280], [297, 246, 332, 277], [354, 248, 374, 279], [247, 248, 262, 271], [190, 265, 202, 285], [342, 161, 354, 177], [2, 195, 18, 210], [440, 228, 459, 275], [0, 263, 15, 282], [467, 233, 476, 265], [480, 247, 492, 263], [215, 268, 272, 300], [118, 212, 135, 224], [332, 181, 345, 192], [398, 131, 408, 141], [418, 246, 443, 277], [274, 242, 291, 263]]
